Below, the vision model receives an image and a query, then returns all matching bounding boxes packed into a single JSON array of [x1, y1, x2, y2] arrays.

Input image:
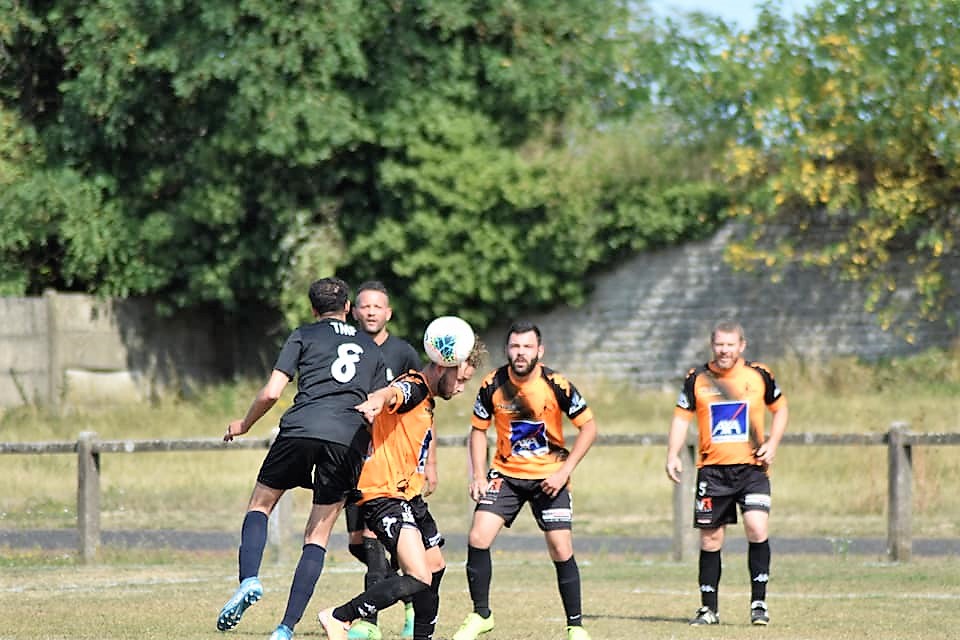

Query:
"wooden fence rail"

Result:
[[2, 423, 956, 564]]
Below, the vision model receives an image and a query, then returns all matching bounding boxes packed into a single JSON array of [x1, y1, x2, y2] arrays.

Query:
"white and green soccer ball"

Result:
[[423, 316, 475, 367]]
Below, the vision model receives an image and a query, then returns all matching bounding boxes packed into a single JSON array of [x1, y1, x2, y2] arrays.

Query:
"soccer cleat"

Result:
[[566, 625, 592, 640], [217, 576, 263, 631], [269, 624, 294, 640], [451, 612, 495, 640], [400, 602, 414, 639], [318, 608, 350, 640], [689, 606, 720, 625], [347, 620, 383, 640], [751, 600, 770, 626]]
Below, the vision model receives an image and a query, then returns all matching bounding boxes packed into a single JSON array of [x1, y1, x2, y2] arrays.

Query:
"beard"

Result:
[[509, 353, 539, 377]]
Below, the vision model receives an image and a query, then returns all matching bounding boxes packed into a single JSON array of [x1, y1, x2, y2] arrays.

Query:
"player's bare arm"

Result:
[[423, 436, 439, 496], [467, 426, 489, 502], [224, 369, 290, 441], [755, 404, 789, 465], [665, 414, 691, 483], [541, 418, 597, 497], [353, 386, 398, 424]]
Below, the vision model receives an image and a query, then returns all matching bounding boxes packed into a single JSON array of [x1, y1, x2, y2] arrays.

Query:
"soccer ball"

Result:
[[423, 316, 475, 367]]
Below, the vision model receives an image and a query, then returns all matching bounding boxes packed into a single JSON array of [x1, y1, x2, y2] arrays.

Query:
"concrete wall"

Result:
[[0, 291, 281, 410], [0, 295, 50, 407]]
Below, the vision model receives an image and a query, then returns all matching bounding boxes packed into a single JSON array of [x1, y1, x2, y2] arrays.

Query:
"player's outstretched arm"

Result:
[[224, 369, 289, 441]]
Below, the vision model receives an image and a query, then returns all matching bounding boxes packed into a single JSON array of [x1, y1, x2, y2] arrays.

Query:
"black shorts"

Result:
[[362, 495, 443, 556], [345, 502, 366, 534], [257, 436, 364, 506], [474, 469, 573, 531], [694, 464, 771, 528]]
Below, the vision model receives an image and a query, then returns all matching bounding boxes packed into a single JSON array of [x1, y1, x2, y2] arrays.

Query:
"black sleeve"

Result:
[[391, 373, 431, 414]]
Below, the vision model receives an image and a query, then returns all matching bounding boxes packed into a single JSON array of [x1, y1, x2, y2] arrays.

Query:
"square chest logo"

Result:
[[708, 400, 749, 443]]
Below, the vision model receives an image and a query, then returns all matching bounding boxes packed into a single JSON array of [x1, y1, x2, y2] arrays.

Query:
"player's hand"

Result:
[[540, 470, 569, 498], [354, 396, 385, 424], [665, 454, 683, 483], [423, 463, 439, 497], [468, 476, 487, 502], [754, 443, 776, 467], [224, 419, 245, 442]]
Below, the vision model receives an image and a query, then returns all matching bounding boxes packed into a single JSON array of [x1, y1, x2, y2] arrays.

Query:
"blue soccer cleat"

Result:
[[217, 576, 263, 631]]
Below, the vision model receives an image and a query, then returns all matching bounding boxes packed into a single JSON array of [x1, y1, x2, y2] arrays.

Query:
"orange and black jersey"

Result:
[[674, 358, 786, 468], [471, 363, 594, 480], [356, 370, 434, 504]]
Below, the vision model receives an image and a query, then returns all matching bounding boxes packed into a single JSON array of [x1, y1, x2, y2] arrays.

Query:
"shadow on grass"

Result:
[[585, 612, 687, 624]]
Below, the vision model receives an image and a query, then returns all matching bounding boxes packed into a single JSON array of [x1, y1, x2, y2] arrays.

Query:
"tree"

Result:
[[2, 0, 728, 335], [649, 0, 960, 334]]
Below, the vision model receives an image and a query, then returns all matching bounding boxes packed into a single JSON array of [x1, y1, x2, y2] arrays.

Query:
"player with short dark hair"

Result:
[[346, 280, 422, 640], [665, 320, 789, 627], [453, 321, 597, 640], [317, 332, 487, 640], [216, 277, 387, 640]]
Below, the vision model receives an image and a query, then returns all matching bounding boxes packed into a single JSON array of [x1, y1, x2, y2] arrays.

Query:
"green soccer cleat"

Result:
[[566, 625, 592, 640], [347, 620, 382, 640], [400, 602, 414, 639], [451, 612, 495, 640]]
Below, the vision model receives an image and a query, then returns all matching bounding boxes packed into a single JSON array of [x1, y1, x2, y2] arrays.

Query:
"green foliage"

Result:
[[2, 0, 725, 335], [645, 0, 960, 329]]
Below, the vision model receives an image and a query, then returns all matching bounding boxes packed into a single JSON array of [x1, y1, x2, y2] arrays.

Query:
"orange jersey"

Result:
[[674, 358, 786, 468], [357, 371, 434, 504], [471, 364, 594, 480]]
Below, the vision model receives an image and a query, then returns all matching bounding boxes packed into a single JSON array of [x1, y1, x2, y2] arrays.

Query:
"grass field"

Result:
[[2, 349, 960, 638], [3, 548, 959, 639]]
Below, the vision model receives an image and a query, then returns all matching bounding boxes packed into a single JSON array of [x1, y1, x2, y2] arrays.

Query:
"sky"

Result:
[[655, 0, 816, 29]]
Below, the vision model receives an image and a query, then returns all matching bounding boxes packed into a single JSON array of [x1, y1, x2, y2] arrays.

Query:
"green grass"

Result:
[[2, 350, 960, 638], [1, 549, 959, 639]]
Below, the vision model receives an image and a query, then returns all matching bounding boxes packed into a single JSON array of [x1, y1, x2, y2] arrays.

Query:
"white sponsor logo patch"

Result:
[[473, 398, 490, 420], [569, 391, 586, 414], [744, 493, 771, 509], [393, 380, 414, 404], [540, 508, 572, 523]]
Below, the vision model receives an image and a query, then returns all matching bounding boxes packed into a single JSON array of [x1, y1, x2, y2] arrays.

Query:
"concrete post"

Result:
[[266, 428, 293, 563]]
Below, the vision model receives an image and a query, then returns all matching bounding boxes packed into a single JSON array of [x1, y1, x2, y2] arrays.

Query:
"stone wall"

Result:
[[487, 224, 959, 389]]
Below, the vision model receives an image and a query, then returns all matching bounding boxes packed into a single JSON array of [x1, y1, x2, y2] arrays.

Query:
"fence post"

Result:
[[269, 492, 294, 564], [265, 427, 294, 563], [887, 422, 912, 562], [672, 440, 697, 562], [77, 431, 101, 563]]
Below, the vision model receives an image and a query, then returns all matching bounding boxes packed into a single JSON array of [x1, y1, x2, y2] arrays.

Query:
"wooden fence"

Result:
[[1, 423, 954, 564]]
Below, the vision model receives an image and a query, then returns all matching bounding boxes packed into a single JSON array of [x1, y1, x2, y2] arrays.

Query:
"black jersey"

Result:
[[379, 334, 421, 382], [273, 318, 387, 448]]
